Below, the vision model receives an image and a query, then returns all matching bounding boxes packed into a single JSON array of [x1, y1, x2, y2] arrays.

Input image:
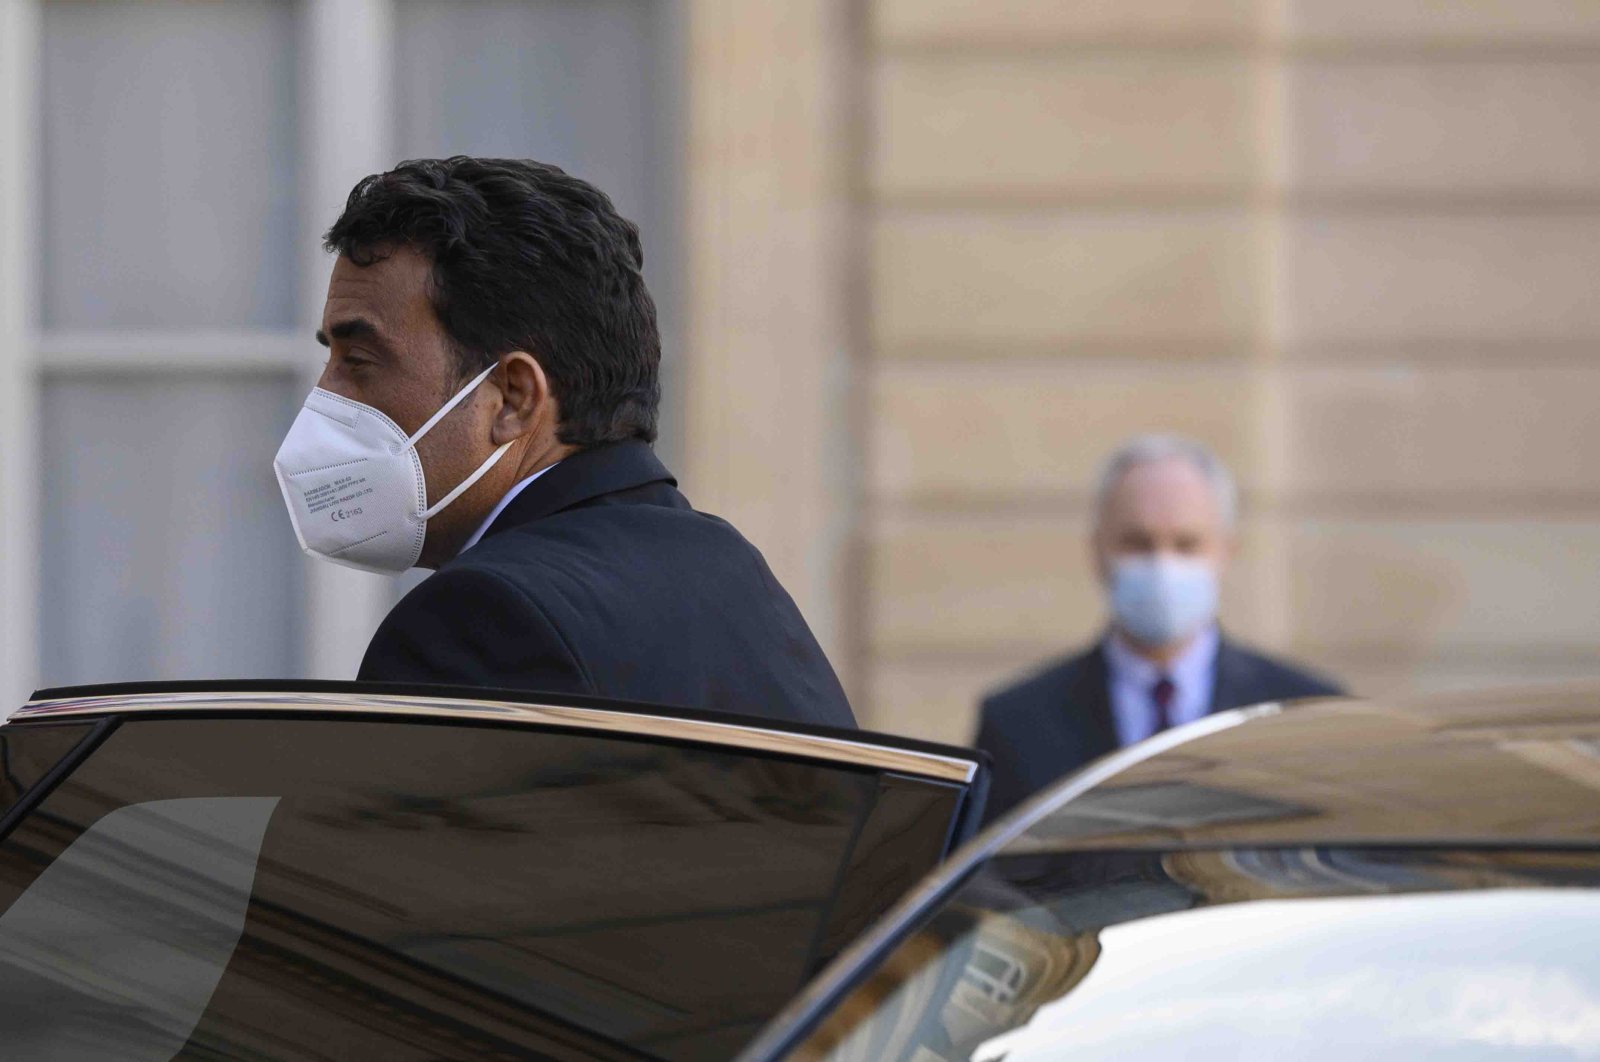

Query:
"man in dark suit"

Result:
[[975, 436, 1340, 822], [278, 157, 853, 728]]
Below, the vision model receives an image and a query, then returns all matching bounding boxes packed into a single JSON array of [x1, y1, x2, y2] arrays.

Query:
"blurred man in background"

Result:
[[274, 156, 854, 729], [974, 435, 1341, 822]]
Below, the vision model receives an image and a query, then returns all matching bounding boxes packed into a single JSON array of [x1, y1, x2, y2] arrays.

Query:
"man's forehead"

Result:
[[322, 248, 430, 325], [328, 247, 428, 291], [325, 263, 383, 295], [1108, 458, 1220, 519]]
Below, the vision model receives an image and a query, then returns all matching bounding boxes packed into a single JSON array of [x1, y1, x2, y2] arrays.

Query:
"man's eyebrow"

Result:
[[316, 318, 382, 348]]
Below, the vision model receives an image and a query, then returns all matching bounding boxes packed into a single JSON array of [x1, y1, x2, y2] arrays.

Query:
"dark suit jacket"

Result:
[[974, 636, 1341, 824], [359, 440, 856, 729]]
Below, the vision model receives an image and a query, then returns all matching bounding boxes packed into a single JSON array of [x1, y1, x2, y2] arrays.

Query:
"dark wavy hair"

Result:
[[324, 156, 660, 445]]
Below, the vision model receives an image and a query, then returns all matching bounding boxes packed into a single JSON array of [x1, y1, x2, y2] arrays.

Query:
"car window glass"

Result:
[[0, 716, 965, 1061], [788, 848, 1600, 1062], [0, 722, 95, 819], [0, 797, 278, 1061]]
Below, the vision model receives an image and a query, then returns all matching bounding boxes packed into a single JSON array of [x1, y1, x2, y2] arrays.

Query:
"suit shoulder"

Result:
[[1226, 642, 1344, 698], [469, 504, 787, 607], [387, 560, 543, 619], [980, 648, 1097, 721], [441, 523, 596, 591], [475, 501, 752, 562]]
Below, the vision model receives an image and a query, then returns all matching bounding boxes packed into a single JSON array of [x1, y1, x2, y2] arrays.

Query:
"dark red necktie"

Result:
[[1151, 676, 1176, 734]]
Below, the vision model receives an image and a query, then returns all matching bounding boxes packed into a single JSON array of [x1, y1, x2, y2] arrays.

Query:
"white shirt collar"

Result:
[[457, 463, 559, 557]]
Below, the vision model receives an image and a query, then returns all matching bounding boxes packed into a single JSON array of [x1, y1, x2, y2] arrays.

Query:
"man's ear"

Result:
[[490, 351, 555, 445]]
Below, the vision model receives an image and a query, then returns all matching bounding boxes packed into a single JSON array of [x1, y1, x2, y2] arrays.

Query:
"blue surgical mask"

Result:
[[1108, 555, 1218, 647]]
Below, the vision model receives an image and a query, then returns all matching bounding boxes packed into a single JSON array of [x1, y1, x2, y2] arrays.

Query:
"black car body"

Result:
[[0, 681, 988, 1060], [741, 682, 1600, 1061]]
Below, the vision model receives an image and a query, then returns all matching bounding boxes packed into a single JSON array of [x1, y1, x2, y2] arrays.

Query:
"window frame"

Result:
[[0, 716, 116, 844]]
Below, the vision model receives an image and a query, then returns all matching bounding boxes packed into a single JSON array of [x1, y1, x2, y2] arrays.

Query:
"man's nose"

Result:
[[313, 362, 356, 401]]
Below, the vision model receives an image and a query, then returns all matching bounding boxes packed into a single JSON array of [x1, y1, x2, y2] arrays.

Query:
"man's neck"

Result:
[[418, 439, 576, 568]]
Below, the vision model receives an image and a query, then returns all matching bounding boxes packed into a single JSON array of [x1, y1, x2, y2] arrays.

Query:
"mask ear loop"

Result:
[[421, 441, 514, 520], [405, 361, 501, 450], [406, 360, 515, 520]]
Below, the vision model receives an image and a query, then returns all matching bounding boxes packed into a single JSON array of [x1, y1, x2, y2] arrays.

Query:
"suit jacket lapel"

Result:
[[1076, 643, 1120, 760], [482, 440, 676, 541], [1016, 647, 1119, 790], [1209, 636, 1250, 714]]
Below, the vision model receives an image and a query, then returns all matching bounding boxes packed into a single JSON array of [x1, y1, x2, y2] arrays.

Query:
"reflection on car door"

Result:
[[0, 689, 984, 1061]]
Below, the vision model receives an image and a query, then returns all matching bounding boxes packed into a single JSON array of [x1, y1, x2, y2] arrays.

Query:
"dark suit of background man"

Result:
[[275, 156, 853, 728], [974, 435, 1341, 822]]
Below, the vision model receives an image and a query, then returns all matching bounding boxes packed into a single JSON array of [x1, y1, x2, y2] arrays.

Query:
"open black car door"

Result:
[[0, 681, 987, 1061]]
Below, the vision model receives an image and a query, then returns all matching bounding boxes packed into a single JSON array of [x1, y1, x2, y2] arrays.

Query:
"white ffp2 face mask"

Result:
[[273, 363, 511, 574]]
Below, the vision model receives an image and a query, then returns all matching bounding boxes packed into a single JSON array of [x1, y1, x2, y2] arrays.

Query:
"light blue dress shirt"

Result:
[[456, 462, 559, 557], [1104, 624, 1220, 747]]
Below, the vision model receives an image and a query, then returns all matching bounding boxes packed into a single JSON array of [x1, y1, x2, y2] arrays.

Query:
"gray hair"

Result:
[[1092, 434, 1238, 530]]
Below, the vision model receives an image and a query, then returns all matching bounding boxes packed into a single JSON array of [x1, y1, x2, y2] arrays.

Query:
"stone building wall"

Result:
[[690, 1, 1600, 742]]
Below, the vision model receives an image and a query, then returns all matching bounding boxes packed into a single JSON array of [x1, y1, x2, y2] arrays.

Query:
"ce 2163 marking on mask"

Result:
[[273, 363, 510, 575]]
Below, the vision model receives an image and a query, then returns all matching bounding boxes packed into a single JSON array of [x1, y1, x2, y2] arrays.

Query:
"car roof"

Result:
[[1007, 680, 1600, 853], [9, 679, 981, 785]]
